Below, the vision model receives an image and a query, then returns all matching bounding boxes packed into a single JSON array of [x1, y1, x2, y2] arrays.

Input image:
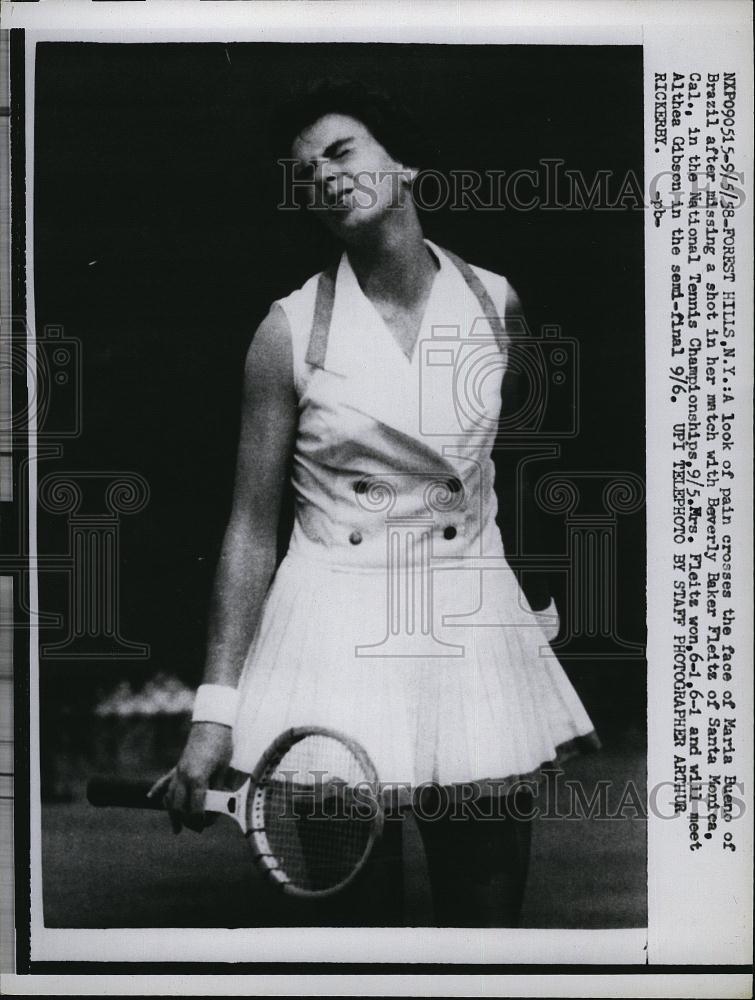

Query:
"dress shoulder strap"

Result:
[[304, 261, 338, 370], [437, 246, 507, 350]]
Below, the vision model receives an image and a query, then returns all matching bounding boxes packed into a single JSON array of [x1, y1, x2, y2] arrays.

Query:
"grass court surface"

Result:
[[42, 730, 646, 929]]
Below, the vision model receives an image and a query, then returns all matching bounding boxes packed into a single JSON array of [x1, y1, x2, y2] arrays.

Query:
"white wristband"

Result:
[[191, 684, 239, 728]]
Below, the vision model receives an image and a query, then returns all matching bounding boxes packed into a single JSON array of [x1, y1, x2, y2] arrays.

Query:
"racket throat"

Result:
[[204, 782, 251, 833]]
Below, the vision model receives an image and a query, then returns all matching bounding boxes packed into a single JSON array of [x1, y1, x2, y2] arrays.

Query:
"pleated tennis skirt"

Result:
[[230, 549, 599, 788]]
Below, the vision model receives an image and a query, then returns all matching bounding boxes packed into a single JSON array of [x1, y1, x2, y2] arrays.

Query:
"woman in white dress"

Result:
[[162, 82, 599, 926]]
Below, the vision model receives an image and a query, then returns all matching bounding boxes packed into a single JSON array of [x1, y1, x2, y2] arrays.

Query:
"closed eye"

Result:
[[323, 137, 355, 160]]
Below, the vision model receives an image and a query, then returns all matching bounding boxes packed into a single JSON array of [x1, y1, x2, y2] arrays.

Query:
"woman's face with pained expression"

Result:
[[290, 113, 415, 237]]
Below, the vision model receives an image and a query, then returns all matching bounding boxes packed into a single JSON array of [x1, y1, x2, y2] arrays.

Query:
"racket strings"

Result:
[[262, 734, 379, 892]]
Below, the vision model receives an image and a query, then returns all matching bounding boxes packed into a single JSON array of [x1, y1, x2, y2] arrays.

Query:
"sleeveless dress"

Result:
[[230, 240, 599, 788]]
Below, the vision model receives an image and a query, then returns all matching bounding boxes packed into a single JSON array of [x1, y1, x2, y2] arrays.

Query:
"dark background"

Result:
[[33, 43, 646, 777]]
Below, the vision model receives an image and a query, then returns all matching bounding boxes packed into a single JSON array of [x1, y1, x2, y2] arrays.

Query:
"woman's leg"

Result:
[[414, 788, 533, 927]]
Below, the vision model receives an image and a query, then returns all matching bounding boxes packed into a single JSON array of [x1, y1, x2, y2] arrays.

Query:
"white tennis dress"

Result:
[[230, 240, 598, 788]]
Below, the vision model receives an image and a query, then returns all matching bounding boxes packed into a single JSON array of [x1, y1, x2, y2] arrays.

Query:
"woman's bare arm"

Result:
[[163, 303, 298, 830], [203, 304, 298, 686]]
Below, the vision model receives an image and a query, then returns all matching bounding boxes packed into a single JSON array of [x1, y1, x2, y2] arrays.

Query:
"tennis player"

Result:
[[162, 81, 599, 926]]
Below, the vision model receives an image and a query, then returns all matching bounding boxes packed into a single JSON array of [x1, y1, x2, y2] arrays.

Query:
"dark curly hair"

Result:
[[269, 78, 434, 170]]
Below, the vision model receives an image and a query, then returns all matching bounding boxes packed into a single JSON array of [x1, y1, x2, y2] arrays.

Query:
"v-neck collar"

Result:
[[308, 239, 495, 475], [339, 239, 443, 366]]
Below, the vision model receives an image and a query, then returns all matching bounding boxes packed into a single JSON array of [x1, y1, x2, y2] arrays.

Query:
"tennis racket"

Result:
[[87, 725, 384, 899]]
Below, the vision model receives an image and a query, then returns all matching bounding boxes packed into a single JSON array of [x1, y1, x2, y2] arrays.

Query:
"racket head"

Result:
[[247, 726, 384, 899]]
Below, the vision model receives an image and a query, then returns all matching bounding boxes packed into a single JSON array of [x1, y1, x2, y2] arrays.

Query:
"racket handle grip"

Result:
[[87, 776, 165, 811]]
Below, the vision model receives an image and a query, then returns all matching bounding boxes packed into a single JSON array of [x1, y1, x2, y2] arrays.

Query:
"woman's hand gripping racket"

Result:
[[87, 726, 384, 899]]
